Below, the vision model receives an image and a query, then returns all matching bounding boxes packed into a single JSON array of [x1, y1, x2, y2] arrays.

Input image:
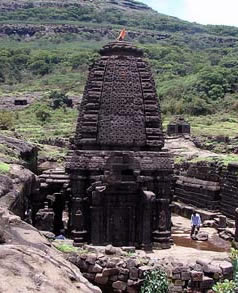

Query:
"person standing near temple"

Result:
[[190, 210, 202, 239]]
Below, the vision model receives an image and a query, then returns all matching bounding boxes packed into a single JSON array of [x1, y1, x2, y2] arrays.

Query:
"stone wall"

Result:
[[175, 162, 222, 210], [67, 245, 233, 293], [175, 161, 238, 219], [220, 163, 238, 219]]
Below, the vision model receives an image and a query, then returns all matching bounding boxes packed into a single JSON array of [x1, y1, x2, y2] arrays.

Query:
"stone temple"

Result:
[[66, 41, 174, 249]]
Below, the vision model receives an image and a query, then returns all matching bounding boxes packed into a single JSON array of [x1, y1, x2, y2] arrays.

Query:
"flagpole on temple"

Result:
[[117, 28, 126, 41]]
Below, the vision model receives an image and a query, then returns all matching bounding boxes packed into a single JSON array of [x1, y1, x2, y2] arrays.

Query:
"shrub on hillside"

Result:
[[49, 91, 72, 109], [35, 106, 51, 123], [29, 60, 52, 76], [0, 111, 14, 130]]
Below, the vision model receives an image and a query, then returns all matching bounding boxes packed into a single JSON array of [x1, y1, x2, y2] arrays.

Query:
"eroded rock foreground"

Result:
[[0, 165, 101, 293]]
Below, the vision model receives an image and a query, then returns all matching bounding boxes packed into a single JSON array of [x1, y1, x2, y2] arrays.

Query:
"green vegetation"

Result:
[[0, 111, 14, 130], [212, 249, 238, 292], [230, 248, 238, 284], [1, 36, 238, 117], [35, 105, 52, 123], [0, 5, 205, 35], [189, 155, 238, 166], [55, 243, 78, 253], [140, 270, 169, 293], [0, 41, 97, 92], [143, 43, 238, 116], [0, 162, 10, 174], [13, 99, 78, 142], [212, 279, 237, 293], [49, 90, 72, 109], [38, 145, 67, 163], [1, 0, 238, 117]]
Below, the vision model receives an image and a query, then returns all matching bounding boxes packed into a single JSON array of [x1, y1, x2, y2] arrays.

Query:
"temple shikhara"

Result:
[[66, 41, 174, 249]]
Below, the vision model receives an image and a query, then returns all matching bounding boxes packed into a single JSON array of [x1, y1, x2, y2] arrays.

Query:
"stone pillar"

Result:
[[70, 197, 88, 245], [53, 193, 65, 235], [235, 208, 238, 242], [69, 175, 89, 245], [152, 198, 171, 249], [141, 191, 154, 250]]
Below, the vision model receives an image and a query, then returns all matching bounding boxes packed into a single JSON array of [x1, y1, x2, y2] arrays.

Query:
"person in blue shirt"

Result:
[[190, 210, 202, 238]]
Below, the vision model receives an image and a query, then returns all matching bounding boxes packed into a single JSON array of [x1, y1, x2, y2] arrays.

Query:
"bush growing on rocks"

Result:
[[212, 249, 238, 293], [212, 279, 237, 293], [55, 243, 78, 253], [140, 269, 169, 293]]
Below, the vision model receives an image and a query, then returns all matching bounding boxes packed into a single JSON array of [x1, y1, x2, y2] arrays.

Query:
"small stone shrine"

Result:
[[66, 41, 174, 249], [167, 116, 190, 135]]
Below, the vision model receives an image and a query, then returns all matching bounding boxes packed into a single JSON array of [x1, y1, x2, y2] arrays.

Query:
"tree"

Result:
[[35, 106, 51, 123], [49, 91, 72, 109]]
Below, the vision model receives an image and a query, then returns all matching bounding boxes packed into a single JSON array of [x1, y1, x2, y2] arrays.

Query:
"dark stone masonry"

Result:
[[66, 245, 233, 293], [175, 162, 222, 210], [65, 41, 174, 249], [220, 163, 238, 219], [174, 161, 238, 220], [167, 116, 190, 136]]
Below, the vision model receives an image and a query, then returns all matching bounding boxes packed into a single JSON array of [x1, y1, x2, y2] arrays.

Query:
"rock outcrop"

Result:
[[0, 207, 101, 293], [0, 164, 38, 218], [0, 135, 37, 171], [0, 23, 170, 42], [0, 162, 101, 293]]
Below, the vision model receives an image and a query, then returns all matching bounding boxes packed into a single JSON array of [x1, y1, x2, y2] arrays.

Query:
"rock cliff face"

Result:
[[0, 164, 38, 218], [0, 23, 170, 42]]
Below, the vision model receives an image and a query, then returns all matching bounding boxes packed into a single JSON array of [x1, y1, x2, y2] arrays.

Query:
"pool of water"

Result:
[[172, 227, 231, 252]]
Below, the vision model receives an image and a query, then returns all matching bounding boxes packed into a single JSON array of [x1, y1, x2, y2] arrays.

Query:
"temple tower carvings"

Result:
[[66, 41, 174, 249]]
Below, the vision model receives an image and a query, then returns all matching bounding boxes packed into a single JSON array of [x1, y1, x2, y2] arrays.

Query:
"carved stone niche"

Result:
[[66, 41, 174, 249]]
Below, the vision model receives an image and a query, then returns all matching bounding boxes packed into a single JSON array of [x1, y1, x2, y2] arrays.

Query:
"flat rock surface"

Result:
[[142, 215, 230, 264], [165, 136, 225, 160]]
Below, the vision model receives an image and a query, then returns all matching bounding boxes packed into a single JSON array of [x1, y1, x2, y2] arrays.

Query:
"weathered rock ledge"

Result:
[[0, 23, 170, 41], [0, 163, 101, 293], [0, 207, 101, 293]]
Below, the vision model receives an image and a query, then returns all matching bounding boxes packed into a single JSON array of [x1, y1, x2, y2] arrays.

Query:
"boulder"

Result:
[[0, 135, 37, 171], [105, 244, 117, 255]]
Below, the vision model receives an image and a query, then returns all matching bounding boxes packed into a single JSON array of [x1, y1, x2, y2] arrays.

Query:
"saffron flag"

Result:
[[117, 28, 126, 41]]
